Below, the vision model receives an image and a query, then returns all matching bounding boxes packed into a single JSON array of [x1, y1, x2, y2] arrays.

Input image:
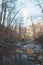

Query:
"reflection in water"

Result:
[[2, 54, 35, 65], [0, 42, 42, 65]]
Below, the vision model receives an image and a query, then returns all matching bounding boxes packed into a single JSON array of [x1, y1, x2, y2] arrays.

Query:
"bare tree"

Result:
[[6, 7, 13, 25], [2, 0, 7, 26], [30, 16, 36, 39], [7, 9, 20, 27], [35, 0, 43, 13]]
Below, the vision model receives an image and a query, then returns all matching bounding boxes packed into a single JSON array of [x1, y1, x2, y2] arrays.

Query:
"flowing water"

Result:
[[0, 41, 43, 65]]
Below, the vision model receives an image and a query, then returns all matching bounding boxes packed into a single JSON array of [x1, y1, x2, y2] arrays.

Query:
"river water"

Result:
[[0, 41, 42, 65], [1, 54, 35, 65]]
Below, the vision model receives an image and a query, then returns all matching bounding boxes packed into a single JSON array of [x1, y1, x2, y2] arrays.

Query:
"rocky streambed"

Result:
[[0, 41, 43, 65]]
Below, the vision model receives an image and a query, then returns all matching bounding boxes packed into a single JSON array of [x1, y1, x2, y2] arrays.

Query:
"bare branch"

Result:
[[7, 9, 20, 27], [35, 0, 43, 10], [6, 7, 14, 22]]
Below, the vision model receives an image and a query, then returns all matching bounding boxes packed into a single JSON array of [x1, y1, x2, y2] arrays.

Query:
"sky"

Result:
[[15, 0, 43, 26], [0, 0, 43, 26]]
